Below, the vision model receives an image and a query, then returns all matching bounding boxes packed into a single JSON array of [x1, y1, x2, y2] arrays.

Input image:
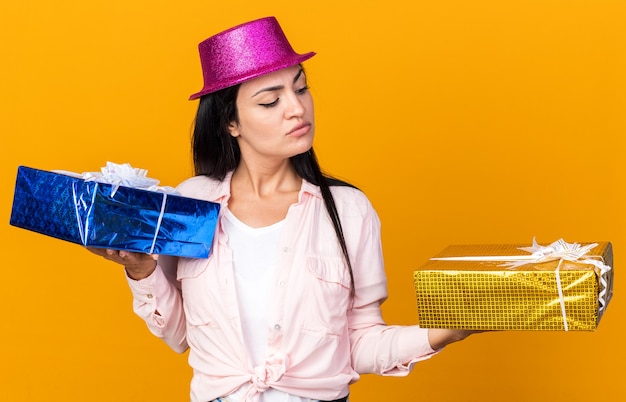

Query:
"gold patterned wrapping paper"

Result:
[[413, 241, 613, 331]]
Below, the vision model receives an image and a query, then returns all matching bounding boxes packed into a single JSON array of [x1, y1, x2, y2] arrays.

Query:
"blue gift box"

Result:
[[9, 166, 221, 258]]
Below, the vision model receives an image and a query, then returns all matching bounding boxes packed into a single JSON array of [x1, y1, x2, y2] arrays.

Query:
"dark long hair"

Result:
[[192, 84, 356, 298]]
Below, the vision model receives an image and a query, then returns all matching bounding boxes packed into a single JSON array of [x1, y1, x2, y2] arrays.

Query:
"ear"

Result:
[[227, 121, 240, 138]]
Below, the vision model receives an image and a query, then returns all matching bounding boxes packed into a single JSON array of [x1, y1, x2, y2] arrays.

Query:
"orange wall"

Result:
[[1, 1, 624, 401]]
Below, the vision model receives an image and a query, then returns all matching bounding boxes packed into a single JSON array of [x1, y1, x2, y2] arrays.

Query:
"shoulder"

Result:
[[328, 184, 376, 218], [175, 175, 228, 202], [326, 184, 382, 240]]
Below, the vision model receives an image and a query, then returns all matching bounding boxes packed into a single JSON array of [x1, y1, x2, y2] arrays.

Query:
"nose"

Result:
[[284, 92, 305, 118]]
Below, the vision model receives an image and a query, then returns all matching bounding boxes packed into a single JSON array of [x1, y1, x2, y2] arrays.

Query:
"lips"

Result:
[[287, 122, 311, 137]]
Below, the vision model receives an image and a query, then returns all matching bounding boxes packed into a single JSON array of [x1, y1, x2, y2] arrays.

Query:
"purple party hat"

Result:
[[189, 17, 316, 99]]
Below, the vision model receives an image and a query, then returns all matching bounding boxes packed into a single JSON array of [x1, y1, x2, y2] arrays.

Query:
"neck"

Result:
[[231, 158, 301, 198]]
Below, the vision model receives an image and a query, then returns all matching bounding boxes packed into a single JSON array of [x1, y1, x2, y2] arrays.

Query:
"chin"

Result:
[[294, 140, 314, 156]]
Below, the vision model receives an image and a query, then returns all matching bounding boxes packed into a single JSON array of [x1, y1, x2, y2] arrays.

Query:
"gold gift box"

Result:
[[413, 241, 613, 331]]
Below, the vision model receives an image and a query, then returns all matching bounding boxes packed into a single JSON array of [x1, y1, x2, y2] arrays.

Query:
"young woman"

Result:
[[90, 16, 477, 402]]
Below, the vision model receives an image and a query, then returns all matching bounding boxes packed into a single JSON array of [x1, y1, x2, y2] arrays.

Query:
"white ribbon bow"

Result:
[[81, 162, 177, 196]]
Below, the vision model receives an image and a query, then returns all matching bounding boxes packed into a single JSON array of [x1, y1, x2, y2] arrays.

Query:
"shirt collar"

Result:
[[299, 177, 323, 200], [213, 171, 323, 203], [203, 171, 233, 203]]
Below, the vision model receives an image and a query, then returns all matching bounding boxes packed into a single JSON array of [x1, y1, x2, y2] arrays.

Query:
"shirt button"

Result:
[[278, 281, 285, 287], [274, 324, 281, 330], [146, 294, 153, 299], [282, 247, 289, 253]]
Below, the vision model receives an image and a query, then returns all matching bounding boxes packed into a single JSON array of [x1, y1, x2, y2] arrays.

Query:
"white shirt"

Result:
[[223, 208, 283, 367], [224, 209, 318, 402]]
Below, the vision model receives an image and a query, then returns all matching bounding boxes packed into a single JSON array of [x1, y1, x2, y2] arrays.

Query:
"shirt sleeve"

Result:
[[345, 194, 439, 375], [125, 255, 188, 353]]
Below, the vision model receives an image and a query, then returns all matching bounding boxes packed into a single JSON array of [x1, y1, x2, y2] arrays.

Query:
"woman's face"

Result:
[[228, 65, 314, 165]]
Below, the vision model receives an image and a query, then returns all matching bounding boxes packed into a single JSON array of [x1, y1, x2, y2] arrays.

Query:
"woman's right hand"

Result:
[[87, 247, 157, 280]]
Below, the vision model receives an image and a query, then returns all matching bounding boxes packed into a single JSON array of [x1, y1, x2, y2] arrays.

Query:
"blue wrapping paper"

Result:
[[9, 166, 220, 258]]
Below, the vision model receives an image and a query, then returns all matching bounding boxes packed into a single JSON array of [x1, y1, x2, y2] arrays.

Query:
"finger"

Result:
[[89, 247, 153, 267], [97, 248, 124, 262], [117, 250, 152, 264], [86, 247, 106, 257]]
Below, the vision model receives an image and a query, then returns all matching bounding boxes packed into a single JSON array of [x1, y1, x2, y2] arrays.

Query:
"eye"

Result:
[[259, 98, 279, 108], [296, 86, 310, 95]]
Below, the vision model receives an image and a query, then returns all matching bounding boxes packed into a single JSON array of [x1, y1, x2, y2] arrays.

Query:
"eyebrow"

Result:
[[252, 68, 305, 98]]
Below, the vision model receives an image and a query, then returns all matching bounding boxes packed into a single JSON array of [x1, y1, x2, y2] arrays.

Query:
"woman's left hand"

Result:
[[427, 328, 486, 350]]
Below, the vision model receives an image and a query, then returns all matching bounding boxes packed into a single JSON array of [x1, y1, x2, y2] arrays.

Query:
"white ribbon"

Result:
[[149, 193, 168, 254], [72, 181, 99, 246], [431, 238, 612, 331], [56, 161, 178, 196], [63, 162, 176, 253]]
